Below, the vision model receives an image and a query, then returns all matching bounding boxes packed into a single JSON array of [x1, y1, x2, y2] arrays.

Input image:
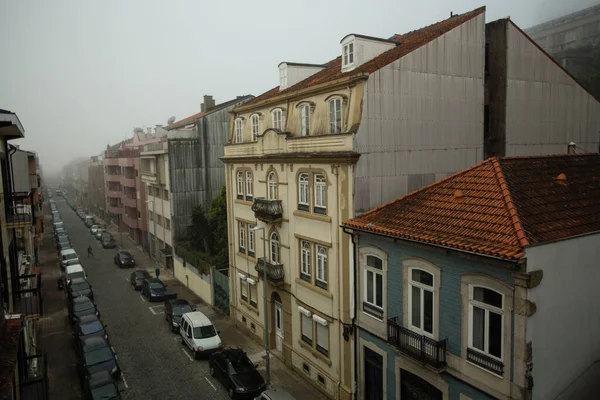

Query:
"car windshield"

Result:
[[84, 347, 113, 365], [68, 272, 85, 280], [91, 383, 118, 400], [71, 281, 90, 291], [74, 302, 94, 312], [227, 358, 256, 375], [80, 321, 103, 335], [149, 283, 164, 290], [173, 305, 192, 316], [64, 254, 78, 261], [193, 325, 217, 339]]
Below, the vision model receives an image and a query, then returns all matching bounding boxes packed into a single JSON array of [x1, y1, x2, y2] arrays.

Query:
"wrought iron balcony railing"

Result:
[[5, 191, 34, 227], [13, 273, 43, 318], [18, 353, 48, 400], [387, 317, 447, 369], [467, 348, 504, 376], [255, 257, 285, 284], [251, 198, 283, 223]]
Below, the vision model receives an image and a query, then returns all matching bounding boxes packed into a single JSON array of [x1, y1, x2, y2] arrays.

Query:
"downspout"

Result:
[[8, 144, 17, 195], [333, 165, 342, 399], [342, 225, 359, 400]]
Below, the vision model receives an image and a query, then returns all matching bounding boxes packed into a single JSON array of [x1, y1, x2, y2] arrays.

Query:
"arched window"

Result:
[[316, 246, 328, 290], [298, 173, 309, 211], [328, 98, 342, 133], [234, 118, 243, 143], [299, 104, 310, 136], [236, 171, 244, 199], [267, 171, 277, 200], [270, 232, 280, 264], [272, 109, 283, 130], [245, 171, 253, 200], [251, 114, 260, 142], [408, 268, 435, 337]]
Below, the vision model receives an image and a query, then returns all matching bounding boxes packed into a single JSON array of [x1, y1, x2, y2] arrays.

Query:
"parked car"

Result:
[[254, 388, 296, 400], [89, 225, 101, 235], [141, 278, 177, 302], [67, 277, 94, 301], [54, 227, 67, 239], [80, 342, 121, 381], [69, 297, 100, 324], [57, 239, 72, 252], [60, 249, 80, 270], [101, 236, 116, 249], [130, 270, 151, 290], [65, 264, 86, 285], [84, 216, 95, 228], [165, 299, 195, 332], [83, 370, 121, 400], [208, 348, 266, 398], [55, 231, 70, 243], [179, 311, 222, 358], [73, 315, 109, 345], [94, 229, 106, 240], [114, 251, 135, 268]]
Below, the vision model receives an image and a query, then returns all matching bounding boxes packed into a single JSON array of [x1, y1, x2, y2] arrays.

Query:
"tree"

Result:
[[188, 205, 212, 254], [208, 186, 229, 269], [572, 48, 600, 100]]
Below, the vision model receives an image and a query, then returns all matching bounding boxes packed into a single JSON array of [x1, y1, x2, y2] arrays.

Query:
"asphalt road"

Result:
[[55, 198, 230, 400]]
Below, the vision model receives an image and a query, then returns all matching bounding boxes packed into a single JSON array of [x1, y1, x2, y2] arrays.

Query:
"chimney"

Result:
[[201, 95, 215, 113], [568, 141, 576, 154]]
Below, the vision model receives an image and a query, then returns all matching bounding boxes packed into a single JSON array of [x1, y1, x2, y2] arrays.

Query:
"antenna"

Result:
[[167, 116, 176, 125]]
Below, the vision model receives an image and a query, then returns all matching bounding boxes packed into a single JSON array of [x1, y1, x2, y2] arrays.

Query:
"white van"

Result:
[[179, 311, 222, 358], [65, 264, 86, 284], [60, 249, 80, 270]]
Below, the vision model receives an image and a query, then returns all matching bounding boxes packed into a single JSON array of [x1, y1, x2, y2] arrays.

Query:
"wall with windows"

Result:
[[525, 233, 600, 400], [356, 233, 519, 399]]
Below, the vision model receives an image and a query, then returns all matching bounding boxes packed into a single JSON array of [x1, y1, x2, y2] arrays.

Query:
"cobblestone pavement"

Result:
[[56, 198, 231, 400]]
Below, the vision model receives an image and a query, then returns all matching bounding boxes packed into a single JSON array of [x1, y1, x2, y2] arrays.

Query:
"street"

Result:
[[54, 197, 231, 400]]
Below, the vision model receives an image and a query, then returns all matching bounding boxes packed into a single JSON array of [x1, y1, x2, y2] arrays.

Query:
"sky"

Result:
[[1, 0, 598, 176]]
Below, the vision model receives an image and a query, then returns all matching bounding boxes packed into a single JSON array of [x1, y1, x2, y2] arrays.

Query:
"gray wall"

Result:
[[526, 233, 600, 400], [353, 13, 485, 214], [11, 149, 30, 193]]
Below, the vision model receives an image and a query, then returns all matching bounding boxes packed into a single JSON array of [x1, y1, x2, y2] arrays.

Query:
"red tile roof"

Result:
[[242, 7, 485, 108], [344, 154, 600, 260]]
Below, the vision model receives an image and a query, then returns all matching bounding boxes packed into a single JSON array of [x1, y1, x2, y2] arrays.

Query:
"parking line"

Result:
[[125, 277, 129, 282], [181, 348, 194, 362], [204, 377, 217, 391], [122, 374, 129, 388], [140, 295, 146, 302]]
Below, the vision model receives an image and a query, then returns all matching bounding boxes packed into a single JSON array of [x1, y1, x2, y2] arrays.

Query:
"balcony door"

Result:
[[272, 292, 283, 353], [364, 347, 383, 400]]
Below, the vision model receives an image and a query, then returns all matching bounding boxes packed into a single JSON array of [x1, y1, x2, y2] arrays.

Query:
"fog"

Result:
[[1, 0, 597, 176]]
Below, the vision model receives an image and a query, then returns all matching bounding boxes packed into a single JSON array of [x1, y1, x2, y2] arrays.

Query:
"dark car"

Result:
[[209, 348, 266, 399], [57, 239, 72, 252], [55, 232, 70, 244], [114, 251, 135, 268], [140, 278, 177, 302], [69, 297, 100, 324], [67, 278, 94, 301], [74, 315, 109, 344], [101, 236, 116, 249], [165, 299, 195, 332], [130, 270, 151, 290], [80, 340, 121, 382], [83, 370, 121, 400]]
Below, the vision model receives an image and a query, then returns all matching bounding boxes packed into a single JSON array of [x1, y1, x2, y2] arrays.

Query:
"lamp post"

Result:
[[250, 225, 270, 386], [145, 199, 159, 275]]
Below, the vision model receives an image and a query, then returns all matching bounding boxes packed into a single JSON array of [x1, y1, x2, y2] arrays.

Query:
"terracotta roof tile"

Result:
[[243, 7, 485, 108], [344, 154, 600, 260]]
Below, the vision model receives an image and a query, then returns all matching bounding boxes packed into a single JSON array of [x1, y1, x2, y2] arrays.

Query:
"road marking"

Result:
[[204, 377, 217, 391], [148, 306, 164, 315], [111, 347, 115, 352], [140, 295, 146, 302], [125, 277, 129, 282], [122, 374, 129, 388], [181, 347, 194, 362]]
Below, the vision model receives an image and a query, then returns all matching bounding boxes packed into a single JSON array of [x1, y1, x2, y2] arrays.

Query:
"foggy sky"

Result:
[[1, 0, 597, 176]]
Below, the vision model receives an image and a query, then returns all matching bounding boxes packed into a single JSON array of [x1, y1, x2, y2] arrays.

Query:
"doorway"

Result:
[[272, 292, 283, 352], [400, 369, 443, 400], [364, 347, 383, 400]]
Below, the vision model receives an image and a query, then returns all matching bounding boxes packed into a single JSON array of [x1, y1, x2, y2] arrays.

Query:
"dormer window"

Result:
[[234, 118, 243, 143], [280, 67, 288, 89], [328, 98, 342, 133], [343, 42, 354, 67]]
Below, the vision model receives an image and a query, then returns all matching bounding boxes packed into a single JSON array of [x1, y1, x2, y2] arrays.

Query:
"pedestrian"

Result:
[[87, 245, 93, 258]]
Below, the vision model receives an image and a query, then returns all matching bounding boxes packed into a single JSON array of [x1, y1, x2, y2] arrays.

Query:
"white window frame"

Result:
[[300, 240, 311, 280], [240, 278, 248, 301], [236, 171, 244, 198], [251, 114, 260, 142], [298, 173, 309, 208], [272, 109, 283, 130], [248, 224, 255, 255], [299, 104, 310, 136], [316, 245, 328, 290], [267, 171, 277, 200], [234, 118, 243, 143], [314, 174, 326, 210], [245, 171, 253, 199], [408, 267, 435, 338], [315, 319, 329, 357], [270, 231, 280, 264], [280, 67, 288, 88], [363, 255, 384, 320], [301, 312, 313, 344], [239, 221, 246, 251], [249, 281, 258, 307], [343, 42, 354, 66], [468, 285, 504, 362], [328, 98, 342, 133]]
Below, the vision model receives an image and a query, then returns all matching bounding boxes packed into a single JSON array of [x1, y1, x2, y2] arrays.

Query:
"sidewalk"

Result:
[[91, 213, 328, 400]]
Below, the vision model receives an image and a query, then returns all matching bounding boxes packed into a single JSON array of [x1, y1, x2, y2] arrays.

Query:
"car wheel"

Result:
[[228, 386, 235, 399], [209, 365, 215, 377]]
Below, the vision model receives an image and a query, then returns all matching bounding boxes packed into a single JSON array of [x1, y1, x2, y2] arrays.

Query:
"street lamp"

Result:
[[249, 224, 270, 386], [145, 199, 159, 275]]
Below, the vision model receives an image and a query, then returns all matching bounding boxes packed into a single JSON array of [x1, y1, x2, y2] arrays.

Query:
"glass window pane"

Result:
[[474, 287, 502, 308], [488, 311, 502, 358], [411, 269, 433, 286], [317, 323, 329, 351], [366, 271, 374, 303], [366, 256, 382, 270], [472, 306, 485, 351], [411, 286, 421, 328], [375, 273, 383, 307], [423, 290, 433, 334], [301, 314, 312, 339]]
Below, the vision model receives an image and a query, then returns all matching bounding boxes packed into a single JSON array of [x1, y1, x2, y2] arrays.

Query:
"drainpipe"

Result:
[[342, 226, 359, 400], [8, 144, 17, 195]]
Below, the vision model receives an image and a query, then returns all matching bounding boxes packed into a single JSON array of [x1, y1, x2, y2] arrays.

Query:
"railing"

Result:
[[106, 189, 122, 198], [107, 204, 123, 215], [19, 353, 48, 400], [251, 198, 283, 223], [255, 257, 285, 284], [5, 191, 33, 227], [105, 174, 121, 182], [121, 176, 136, 187], [13, 273, 43, 318], [467, 348, 504, 376], [387, 317, 446, 369]]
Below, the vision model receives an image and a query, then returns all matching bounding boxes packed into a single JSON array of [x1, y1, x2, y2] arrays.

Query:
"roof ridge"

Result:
[[356, 157, 495, 220], [490, 158, 530, 248]]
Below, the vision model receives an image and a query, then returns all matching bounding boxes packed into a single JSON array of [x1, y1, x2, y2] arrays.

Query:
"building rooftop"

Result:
[[167, 95, 255, 130], [344, 154, 600, 260]]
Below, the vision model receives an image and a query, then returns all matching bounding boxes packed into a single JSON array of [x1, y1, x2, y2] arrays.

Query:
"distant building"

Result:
[[525, 4, 600, 76], [88, 153, 106, 220]]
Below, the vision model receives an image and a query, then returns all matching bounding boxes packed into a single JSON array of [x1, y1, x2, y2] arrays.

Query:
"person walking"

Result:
[[87, 245, 93, 258]]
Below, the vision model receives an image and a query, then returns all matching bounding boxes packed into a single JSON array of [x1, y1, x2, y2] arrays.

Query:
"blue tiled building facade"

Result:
[[354, 233, 518, 400]]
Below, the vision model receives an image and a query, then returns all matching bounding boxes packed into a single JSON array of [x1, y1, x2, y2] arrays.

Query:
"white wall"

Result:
[[505, 23, 600, 156], [526, 233, 600, 400]]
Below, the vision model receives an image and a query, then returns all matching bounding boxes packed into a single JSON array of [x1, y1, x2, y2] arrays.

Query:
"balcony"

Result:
[[106, 189, 122, 198], [4, 191, 34, 228], [18, 353, 48, 400], [122, 195, 137, 208], [107, 205, 123, 215], [105, 174, 121, 182], [251, 198, 283, 223], [122, 214, 138, 229], [121, 176, 136, 187], [13, 273, 43, 319], [255, 258, 285, 285], [387, 317, 447, 369], [467, 348, 504, 376], [103, 158, 120, 166], [118, 157, 135, 167]]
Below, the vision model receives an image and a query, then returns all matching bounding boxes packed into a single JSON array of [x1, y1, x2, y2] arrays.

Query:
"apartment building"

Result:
[[88, 154, 106, 220]]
